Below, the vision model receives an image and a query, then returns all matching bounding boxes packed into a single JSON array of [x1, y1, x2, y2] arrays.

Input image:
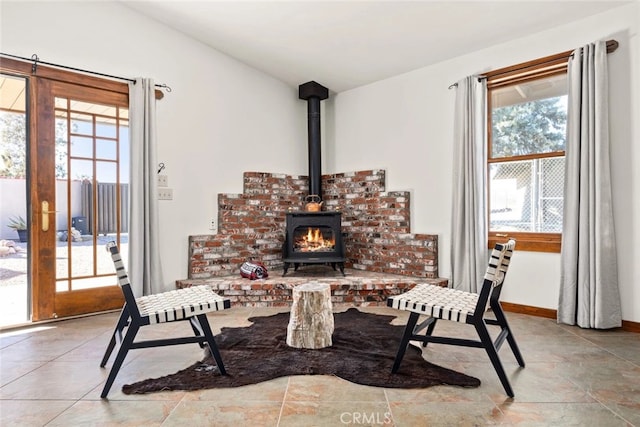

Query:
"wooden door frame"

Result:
[[30, 76, 57, 320]]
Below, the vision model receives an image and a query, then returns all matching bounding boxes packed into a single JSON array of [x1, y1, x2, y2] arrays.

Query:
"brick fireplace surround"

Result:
[[177, 169, 446, 306]]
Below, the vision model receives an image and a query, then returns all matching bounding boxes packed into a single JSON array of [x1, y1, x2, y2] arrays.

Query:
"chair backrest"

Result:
[[107, 241, 142, 319], [484, 239, 515, 286], [477, 239, 516, 314]]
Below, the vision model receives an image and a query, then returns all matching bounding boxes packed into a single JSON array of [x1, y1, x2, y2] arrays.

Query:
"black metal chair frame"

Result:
[[388, 240, 525, 397], [100, 242, 229, 398]]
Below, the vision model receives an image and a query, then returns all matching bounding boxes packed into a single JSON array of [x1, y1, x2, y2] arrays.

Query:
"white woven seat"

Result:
[[388, 283, 480, 323], [99, 242, 230, 398], [387, 239, 525, 397], [136, 286, 229, 324]]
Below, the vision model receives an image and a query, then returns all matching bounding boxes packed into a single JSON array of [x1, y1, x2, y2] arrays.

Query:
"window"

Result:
[[487, 55, 569, 252]]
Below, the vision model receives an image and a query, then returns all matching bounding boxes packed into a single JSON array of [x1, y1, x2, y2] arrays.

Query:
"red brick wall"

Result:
[[188, 169, 438, 279]]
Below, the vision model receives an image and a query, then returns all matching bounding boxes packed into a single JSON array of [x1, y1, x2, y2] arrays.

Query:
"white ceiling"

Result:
[[122, 0, 629, 93]]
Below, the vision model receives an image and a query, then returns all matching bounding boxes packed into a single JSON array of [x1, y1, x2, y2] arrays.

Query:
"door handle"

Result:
[[41, 201, 58, 232]]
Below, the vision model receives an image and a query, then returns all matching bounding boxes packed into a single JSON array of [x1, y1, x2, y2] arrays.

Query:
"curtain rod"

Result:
[[0, 52, 172, 93], [448, 39, 618, 89]]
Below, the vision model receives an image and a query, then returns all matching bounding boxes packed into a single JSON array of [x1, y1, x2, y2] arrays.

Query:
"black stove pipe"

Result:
[[299, 81, 329, 199]]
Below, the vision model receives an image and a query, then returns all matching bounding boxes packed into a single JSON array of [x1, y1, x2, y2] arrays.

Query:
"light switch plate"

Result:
[[158, 174, 169, 187], [158, 188, 173, 200]]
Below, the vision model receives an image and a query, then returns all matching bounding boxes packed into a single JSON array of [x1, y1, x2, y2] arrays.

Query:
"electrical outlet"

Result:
[[158, 188, 173, 200], [209, 219, 216, 230], [157, 174, 168, 187]]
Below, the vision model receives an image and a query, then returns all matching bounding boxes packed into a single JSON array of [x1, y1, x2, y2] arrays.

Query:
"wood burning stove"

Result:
[[282, 80, 345, 276], [283, 212, 345, 276]]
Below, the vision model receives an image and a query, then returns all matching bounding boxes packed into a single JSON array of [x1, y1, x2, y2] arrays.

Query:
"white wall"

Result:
[[1, 1, 308, 288], [331, 3, 640, 322]]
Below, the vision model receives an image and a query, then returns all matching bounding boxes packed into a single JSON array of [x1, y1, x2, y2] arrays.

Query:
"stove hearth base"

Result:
[[283, 260, 345, 277]]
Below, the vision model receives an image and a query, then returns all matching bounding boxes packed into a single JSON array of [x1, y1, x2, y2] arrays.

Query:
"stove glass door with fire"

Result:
[[294, 226, 336, 253]]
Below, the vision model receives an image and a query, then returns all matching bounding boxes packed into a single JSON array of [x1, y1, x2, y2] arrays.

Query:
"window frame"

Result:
[[486, 54, 569, 253]]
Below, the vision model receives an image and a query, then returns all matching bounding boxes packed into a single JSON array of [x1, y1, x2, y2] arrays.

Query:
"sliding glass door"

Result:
[[1, 58, 129, 323]]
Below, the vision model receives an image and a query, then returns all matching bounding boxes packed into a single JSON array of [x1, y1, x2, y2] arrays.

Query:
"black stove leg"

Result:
[[282, 262, 290, 277], [338, 263, 345, 276]]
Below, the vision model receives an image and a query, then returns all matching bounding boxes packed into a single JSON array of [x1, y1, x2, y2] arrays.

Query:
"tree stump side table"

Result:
[[286, 282, 334, 349]]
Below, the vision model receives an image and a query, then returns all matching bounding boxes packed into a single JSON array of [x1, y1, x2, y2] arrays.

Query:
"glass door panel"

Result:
[[54, 95, 128, 297], [0, 73, 30, 327]]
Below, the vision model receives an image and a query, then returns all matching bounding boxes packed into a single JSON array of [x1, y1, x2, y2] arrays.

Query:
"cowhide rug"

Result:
[[122, 308, 480, 394]]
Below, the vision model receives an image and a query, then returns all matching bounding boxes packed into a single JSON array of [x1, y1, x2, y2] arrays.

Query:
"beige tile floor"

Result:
[[0, 305, 638, 426]]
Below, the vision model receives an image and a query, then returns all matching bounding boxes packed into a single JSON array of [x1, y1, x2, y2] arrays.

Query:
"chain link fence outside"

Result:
[[490, 157, 564, 233]]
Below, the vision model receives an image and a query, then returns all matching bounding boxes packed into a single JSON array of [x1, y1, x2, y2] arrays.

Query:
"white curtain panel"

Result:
[[558, 41, 622, 329], [450, 76, 488, 293], [128, 78, 164, 297]]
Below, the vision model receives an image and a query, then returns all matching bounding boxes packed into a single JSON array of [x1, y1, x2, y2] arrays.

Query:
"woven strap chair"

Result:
[[99, 242, 230, 398], [387, 239, 525, 397]]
